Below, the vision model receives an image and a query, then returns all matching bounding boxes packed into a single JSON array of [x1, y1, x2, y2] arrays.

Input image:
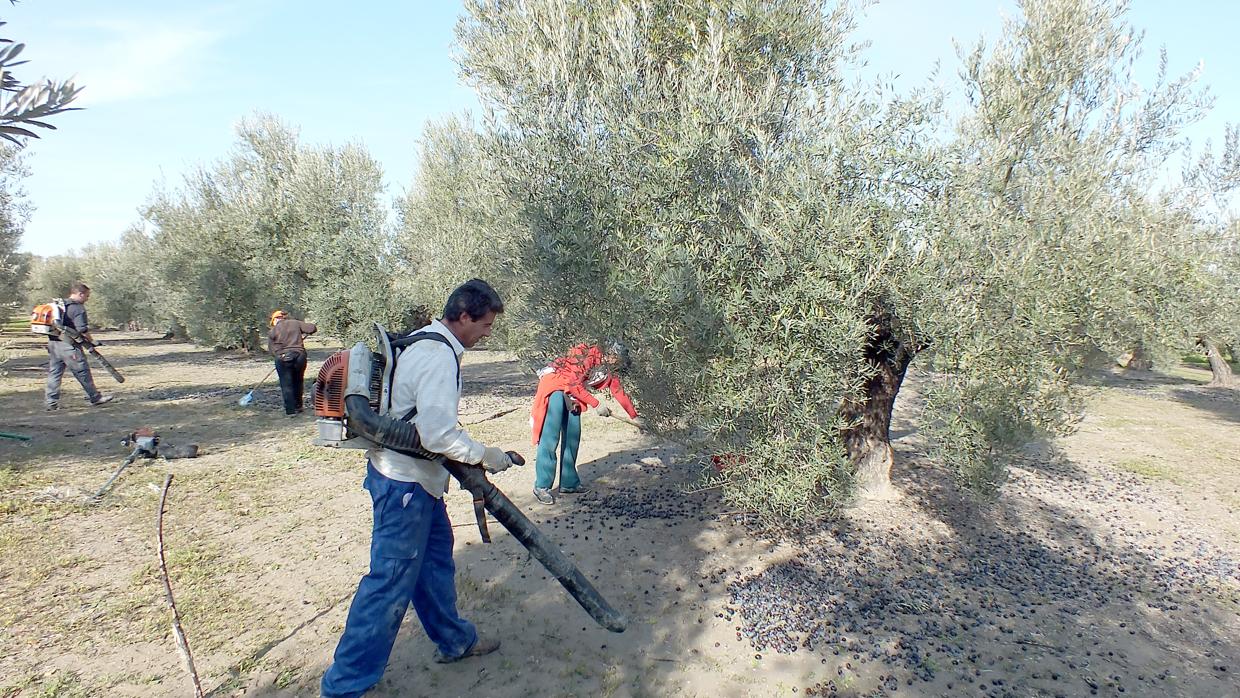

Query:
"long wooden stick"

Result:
[[157, 473, 205, 698], [462, 407, 519, 425]]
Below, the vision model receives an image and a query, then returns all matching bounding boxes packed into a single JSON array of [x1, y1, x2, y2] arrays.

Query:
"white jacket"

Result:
[[367, 320, 486, 496]]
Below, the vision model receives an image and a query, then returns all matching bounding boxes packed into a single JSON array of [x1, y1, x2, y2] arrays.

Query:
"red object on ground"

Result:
[[711, 453, 747, 472]]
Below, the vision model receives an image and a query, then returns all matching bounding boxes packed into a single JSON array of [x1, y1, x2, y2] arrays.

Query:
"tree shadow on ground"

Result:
[[1078, 368, 1203, 392], [95, 336, 184, 347], [719, 450, 1240, 697], [1, 343, 273, 373], [461, 354, 538, 403], [1167, 386, 1240, 426]]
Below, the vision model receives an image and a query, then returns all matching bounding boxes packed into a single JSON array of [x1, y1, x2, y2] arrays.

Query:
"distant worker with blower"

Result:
[[529, 341, 639, 505], [267, 309, 317, 416], [321, 279, 517, 698], [43, 282, 113, 410]]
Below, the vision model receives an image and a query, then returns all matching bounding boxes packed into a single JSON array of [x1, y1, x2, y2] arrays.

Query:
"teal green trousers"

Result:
[[534, 391, 582, 489]]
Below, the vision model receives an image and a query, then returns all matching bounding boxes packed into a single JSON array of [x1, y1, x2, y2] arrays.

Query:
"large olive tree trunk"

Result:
[[1201, 338, 1235, 387], [838, 314, 915, 499]]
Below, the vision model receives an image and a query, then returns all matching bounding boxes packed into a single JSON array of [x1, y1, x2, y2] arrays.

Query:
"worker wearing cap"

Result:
[[529, 342, 639, 504], [267, 310, 317, 416]]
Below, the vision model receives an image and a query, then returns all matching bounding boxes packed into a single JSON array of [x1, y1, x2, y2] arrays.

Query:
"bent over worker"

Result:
[[321, 279, 516, 698], [529, 342, 638, 505], [267, 310, 316, 415]]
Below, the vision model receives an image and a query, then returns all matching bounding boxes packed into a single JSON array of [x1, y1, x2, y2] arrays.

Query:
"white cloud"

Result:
[[24, 13, 227, 106], [72, 21, 221, 105]]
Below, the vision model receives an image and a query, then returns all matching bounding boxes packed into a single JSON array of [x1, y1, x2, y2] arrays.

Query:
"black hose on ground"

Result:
[[343, 395, 628, 632]]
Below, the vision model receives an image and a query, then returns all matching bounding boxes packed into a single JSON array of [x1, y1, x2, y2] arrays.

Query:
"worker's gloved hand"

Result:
[[480, 445, 514, 474], [594, 403, 612, 418]]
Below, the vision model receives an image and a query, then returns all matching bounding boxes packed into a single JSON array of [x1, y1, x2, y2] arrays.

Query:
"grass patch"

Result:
[[1113, 457, 1186, 484], [123, 541, 261, 651], [1182, 354, 1238, 370], [600, 664, 624, 697], [0, 670, 93, 698], [275, 666, 300, 689], [1095, 414, 1138, 429]]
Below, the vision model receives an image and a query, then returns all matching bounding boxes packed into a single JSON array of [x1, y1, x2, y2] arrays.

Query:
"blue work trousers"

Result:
[[534, 391, 582, 490], [321, 463, 476, 698]]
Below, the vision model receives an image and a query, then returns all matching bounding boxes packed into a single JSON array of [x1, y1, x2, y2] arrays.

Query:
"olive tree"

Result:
[[70, 227, 171, 330], [1179, 125, 1240, 386], [454, 0, 1212, 520], [395, 115, 527, 344], [145, 114, 402, 348], [0, 142, 27, 308], [456, 0, 933, 516], [22, 252, 80, 305]]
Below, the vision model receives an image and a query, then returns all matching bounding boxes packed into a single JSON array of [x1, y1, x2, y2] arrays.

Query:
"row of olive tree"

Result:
[[11, 0, 1232, 521], [26, 114, 430, 349], [427, 0, 1238, 520], [142, 114, 410, 349]]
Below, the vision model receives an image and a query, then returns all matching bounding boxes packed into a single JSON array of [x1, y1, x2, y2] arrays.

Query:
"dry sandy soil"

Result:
[[1, 329, 1237, 698]]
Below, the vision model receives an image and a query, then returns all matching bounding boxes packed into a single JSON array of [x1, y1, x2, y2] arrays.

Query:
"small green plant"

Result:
[[1114, 457, 1186, 484], [275, 667, 299, 689], [34, 671, 89, 698]]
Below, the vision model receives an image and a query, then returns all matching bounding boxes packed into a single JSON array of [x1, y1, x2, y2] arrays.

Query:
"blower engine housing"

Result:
[[312, 328, 387, 448], [311, 323, 430, 450]]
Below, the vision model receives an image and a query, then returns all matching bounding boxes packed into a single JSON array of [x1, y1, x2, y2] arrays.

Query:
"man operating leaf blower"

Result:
[[314, 279, 627, 698], [320, 279, 521, 698], [34, 282, 117, 410]]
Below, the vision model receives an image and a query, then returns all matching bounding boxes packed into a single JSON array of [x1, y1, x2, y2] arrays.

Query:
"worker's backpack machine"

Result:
[[30, 299, 66, 336], [30, 298, 125, 383], [312, 324, 443, 457], [311, 324, 627, 633]]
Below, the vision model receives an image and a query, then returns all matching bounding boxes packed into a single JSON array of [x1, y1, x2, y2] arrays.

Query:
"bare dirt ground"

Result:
[[1, 329, 1237, 698]]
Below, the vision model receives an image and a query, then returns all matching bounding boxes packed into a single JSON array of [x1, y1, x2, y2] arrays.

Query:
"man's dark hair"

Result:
[[70, 281, 90, 295], [443, 278, 504, 322]]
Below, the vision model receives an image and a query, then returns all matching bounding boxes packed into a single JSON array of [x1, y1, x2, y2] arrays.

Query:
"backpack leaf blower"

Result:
[[311, 324, 627, 633]]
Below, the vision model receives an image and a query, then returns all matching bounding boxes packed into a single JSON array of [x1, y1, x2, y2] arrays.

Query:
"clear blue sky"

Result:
[[10, 0, 1239, 256]]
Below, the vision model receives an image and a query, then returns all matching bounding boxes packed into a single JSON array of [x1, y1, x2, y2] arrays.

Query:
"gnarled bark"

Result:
[[838, 313, 915, 499], [1200, 338, 1235, 388]]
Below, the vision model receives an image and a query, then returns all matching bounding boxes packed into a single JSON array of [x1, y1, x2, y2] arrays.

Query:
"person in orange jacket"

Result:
[[529, 342, 639, 504], [267, 309, 317, 416]]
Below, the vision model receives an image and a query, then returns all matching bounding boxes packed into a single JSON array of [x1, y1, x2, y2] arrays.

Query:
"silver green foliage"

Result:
[[0, 16, 82, 145], [915, 0, 1218, 491], [395, 114, 526, 343], [22, 252, 79, 307], [0, 142, 27, 308], [437, 0, 1223, 519], [141, 114, 410, 349]]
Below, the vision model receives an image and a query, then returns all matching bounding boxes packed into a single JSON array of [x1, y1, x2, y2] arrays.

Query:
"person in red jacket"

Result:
[[529, 342, 639, 504]]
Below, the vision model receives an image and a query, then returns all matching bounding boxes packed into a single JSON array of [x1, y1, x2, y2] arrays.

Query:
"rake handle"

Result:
[[245, 366, 278, 394]]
